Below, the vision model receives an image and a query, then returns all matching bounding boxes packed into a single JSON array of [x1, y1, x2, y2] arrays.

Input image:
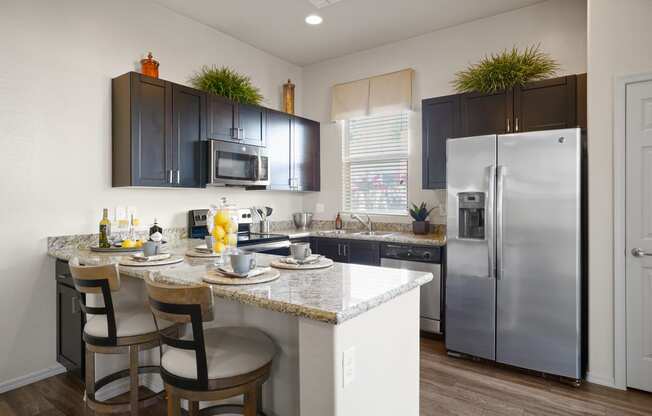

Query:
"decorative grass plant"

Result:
[[190, 65, 263, 105], [453, 45, 559, 94]]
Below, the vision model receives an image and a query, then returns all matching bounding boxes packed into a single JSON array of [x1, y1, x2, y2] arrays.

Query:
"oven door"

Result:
[[208, 140, 269, 186]]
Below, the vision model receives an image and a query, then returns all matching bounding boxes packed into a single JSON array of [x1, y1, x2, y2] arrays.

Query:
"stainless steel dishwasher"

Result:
[[380, 244, 442, 334]]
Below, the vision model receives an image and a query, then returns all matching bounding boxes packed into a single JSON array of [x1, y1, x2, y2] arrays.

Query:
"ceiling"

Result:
[[154, 0, 546, 66]]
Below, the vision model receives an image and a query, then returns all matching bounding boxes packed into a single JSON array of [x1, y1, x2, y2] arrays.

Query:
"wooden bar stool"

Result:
[[69, 258, 176, 415], [145, 276, 275, 416]]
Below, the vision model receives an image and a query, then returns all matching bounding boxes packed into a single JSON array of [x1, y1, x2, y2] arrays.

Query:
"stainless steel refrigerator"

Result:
[[445, 128, 584, 380]]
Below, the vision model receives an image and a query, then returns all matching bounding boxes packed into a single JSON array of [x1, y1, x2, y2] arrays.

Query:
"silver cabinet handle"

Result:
[[496, 165, 506, 279], [337, 244, 341, 256], [506, 118, 511, 133], [176, 170, 180, 184], [487, 165, 496, 279], [71, 297, 78, 314], [515, 117, 520, 132], [168, 170, 173, 184], [632, 248, 652, 257]]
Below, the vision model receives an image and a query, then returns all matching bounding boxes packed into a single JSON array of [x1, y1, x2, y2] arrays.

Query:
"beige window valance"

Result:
[[330, 68, 414, 121]]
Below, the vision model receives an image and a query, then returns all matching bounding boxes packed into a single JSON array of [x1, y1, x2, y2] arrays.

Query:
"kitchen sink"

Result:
[[320, 229, 357, 235], [355, 231, 395, 237]]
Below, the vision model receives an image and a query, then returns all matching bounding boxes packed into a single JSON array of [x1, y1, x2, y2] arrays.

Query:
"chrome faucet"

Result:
[[351, 213, 373, 233]]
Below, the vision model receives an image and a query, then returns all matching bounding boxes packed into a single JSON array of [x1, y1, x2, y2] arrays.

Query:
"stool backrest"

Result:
[[145, 274, 214, 389], [68, 257, 121, 345]]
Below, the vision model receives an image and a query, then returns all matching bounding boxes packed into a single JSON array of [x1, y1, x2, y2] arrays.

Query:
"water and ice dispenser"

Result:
[[457, 192, 485, 240]]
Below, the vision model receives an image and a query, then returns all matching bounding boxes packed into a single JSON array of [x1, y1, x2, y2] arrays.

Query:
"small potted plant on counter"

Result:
[[409, 202, 434, 235]]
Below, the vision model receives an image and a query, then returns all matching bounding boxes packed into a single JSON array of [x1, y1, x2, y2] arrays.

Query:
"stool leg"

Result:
[[84, 349, 95, 414], [189, 401, 199, 416], [243, 385, 258, 416], [129, 345, 139, 416], [166, 386, 181, 416], [257, 383, 263, 414]]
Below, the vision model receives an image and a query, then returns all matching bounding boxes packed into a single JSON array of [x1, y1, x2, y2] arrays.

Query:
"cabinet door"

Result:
[[57, 283, 84, 378], [131, 74, 172, 186], [267, 111, 292, 190], [348, 240, 380, 266], [514, 75, 577, 132], [460, 89, 513, 136], [315, 238, 348, 263], [238, 103, 266, 146], [422, 95, 460, 189], [172, 84, 205, 187], [207, 94, 235, 141], [293, 117, 320, 191]]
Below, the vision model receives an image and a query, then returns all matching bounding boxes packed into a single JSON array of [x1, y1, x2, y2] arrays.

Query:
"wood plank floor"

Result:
[[2, 338, 651, 415]]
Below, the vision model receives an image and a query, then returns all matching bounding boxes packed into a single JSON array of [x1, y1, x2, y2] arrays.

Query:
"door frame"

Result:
[[613, 72, 652, 390]]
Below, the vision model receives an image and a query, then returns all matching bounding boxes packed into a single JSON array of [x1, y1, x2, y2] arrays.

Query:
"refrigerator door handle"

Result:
[[496, 165, 506, 279], [487, 165, 496, 279]]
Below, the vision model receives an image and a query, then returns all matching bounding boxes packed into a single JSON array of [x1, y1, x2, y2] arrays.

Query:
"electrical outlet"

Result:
[[342, 346, 355, 387]]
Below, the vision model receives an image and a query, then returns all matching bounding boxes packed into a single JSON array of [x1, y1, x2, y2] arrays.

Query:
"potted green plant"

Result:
[[409, 202, 434, 235], [190, 65, 263, 105]]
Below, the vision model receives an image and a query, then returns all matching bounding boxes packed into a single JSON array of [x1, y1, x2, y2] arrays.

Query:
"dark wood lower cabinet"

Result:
[[313, 238, 380, 266], [55, 260, 84, 381]]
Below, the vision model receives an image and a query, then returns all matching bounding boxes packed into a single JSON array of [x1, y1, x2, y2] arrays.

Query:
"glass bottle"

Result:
[[335, 213, 343, 230], [99, 208, 111, 248]]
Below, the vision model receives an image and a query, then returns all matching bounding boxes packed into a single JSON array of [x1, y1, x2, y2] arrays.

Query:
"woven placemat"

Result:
[[186, 249, 221, 258], [118, 255, 184, 267]]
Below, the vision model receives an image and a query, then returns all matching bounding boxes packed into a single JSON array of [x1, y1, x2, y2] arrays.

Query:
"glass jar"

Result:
[[209, 197, 239, 257]]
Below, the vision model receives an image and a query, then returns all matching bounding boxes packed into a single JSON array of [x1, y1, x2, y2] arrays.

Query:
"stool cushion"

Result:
[[84, 304, 173, 338], [161, 326, 275, 380]]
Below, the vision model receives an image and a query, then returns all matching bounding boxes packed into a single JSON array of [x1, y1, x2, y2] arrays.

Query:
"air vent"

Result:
[[309, 0, 343, 9]]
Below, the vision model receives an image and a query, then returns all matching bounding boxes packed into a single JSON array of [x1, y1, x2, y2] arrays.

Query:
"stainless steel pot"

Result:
[[292, 212, 313, 230]]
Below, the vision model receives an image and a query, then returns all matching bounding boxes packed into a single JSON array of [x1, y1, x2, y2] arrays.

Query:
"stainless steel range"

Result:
[[188, 209, 290, 253]]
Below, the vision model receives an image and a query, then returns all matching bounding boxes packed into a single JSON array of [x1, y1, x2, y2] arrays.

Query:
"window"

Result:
[[342, 112, 408, 215]]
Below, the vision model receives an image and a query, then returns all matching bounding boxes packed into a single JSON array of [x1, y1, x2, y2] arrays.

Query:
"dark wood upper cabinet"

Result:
[[267, 110, 292, 190], [172, 84, 205, 187], [292, 116, 320, 192], [513, 75, 577, 132], [422, 73, 587, 189], [422, 95, 460, 190], [238, 103, 266, 146], [112, 72, 204, 188], [460, 89, 513, 136], [206, 94, 235, 141]]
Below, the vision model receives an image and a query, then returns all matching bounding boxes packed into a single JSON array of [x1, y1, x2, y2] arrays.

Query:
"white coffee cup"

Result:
[[290, 243, 312, 261]]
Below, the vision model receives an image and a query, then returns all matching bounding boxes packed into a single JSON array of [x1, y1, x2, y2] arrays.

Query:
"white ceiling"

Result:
[[154, 0, 546, 66]]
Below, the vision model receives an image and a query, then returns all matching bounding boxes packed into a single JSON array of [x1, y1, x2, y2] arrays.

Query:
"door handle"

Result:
[[487, 165, 496, 279], [176, 170, 180, 184], [632, 248, 652, 257], [168, 170, 173, 184], [506, 118, 511, 133], [496, 165, 506, 279], [515, 117, 520, 132]]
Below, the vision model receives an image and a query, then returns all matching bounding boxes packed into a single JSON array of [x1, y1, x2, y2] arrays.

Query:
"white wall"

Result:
[[0, 0, 304, 385], [301, 0, 587, 224], [586, 0, 652, 387]]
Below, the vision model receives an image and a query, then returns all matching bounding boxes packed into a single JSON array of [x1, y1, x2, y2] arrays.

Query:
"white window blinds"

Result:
[[342, 113, 408, 215]]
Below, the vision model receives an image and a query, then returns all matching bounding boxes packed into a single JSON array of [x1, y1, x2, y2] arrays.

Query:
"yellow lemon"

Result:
[[213, 241, 225, 254], [122, 239, 135, 248], [135, 240, 143, 248], [214, 211, 229, 226], [212, 225, 226, 240]]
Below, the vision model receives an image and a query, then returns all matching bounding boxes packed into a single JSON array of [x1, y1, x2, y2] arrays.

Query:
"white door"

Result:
[[626, 80, 652, 392]]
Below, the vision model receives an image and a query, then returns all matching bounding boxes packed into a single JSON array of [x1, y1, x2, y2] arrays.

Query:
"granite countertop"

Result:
[[277, 228, 447, 247], [47, 239, 433, 325]]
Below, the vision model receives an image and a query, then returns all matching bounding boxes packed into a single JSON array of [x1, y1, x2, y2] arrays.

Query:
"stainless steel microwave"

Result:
[[207, 140, 269, 186]]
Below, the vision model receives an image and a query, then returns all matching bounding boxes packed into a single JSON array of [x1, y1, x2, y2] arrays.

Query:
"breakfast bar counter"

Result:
[[48, 237, 432, 416]]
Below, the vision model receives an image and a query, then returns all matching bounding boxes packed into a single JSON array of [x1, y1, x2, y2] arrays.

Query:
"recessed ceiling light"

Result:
[[305, 14, 323, 25]]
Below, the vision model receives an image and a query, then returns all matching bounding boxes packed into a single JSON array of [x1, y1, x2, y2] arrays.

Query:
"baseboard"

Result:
[[586, 371, 619, 389], [0, 364, 67, 394]]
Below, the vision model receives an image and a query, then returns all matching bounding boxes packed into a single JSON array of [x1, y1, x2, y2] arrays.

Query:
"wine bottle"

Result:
[[99, 208, 111, 248], [335, 212, 343, 230], [149, 218, 163, 239]]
